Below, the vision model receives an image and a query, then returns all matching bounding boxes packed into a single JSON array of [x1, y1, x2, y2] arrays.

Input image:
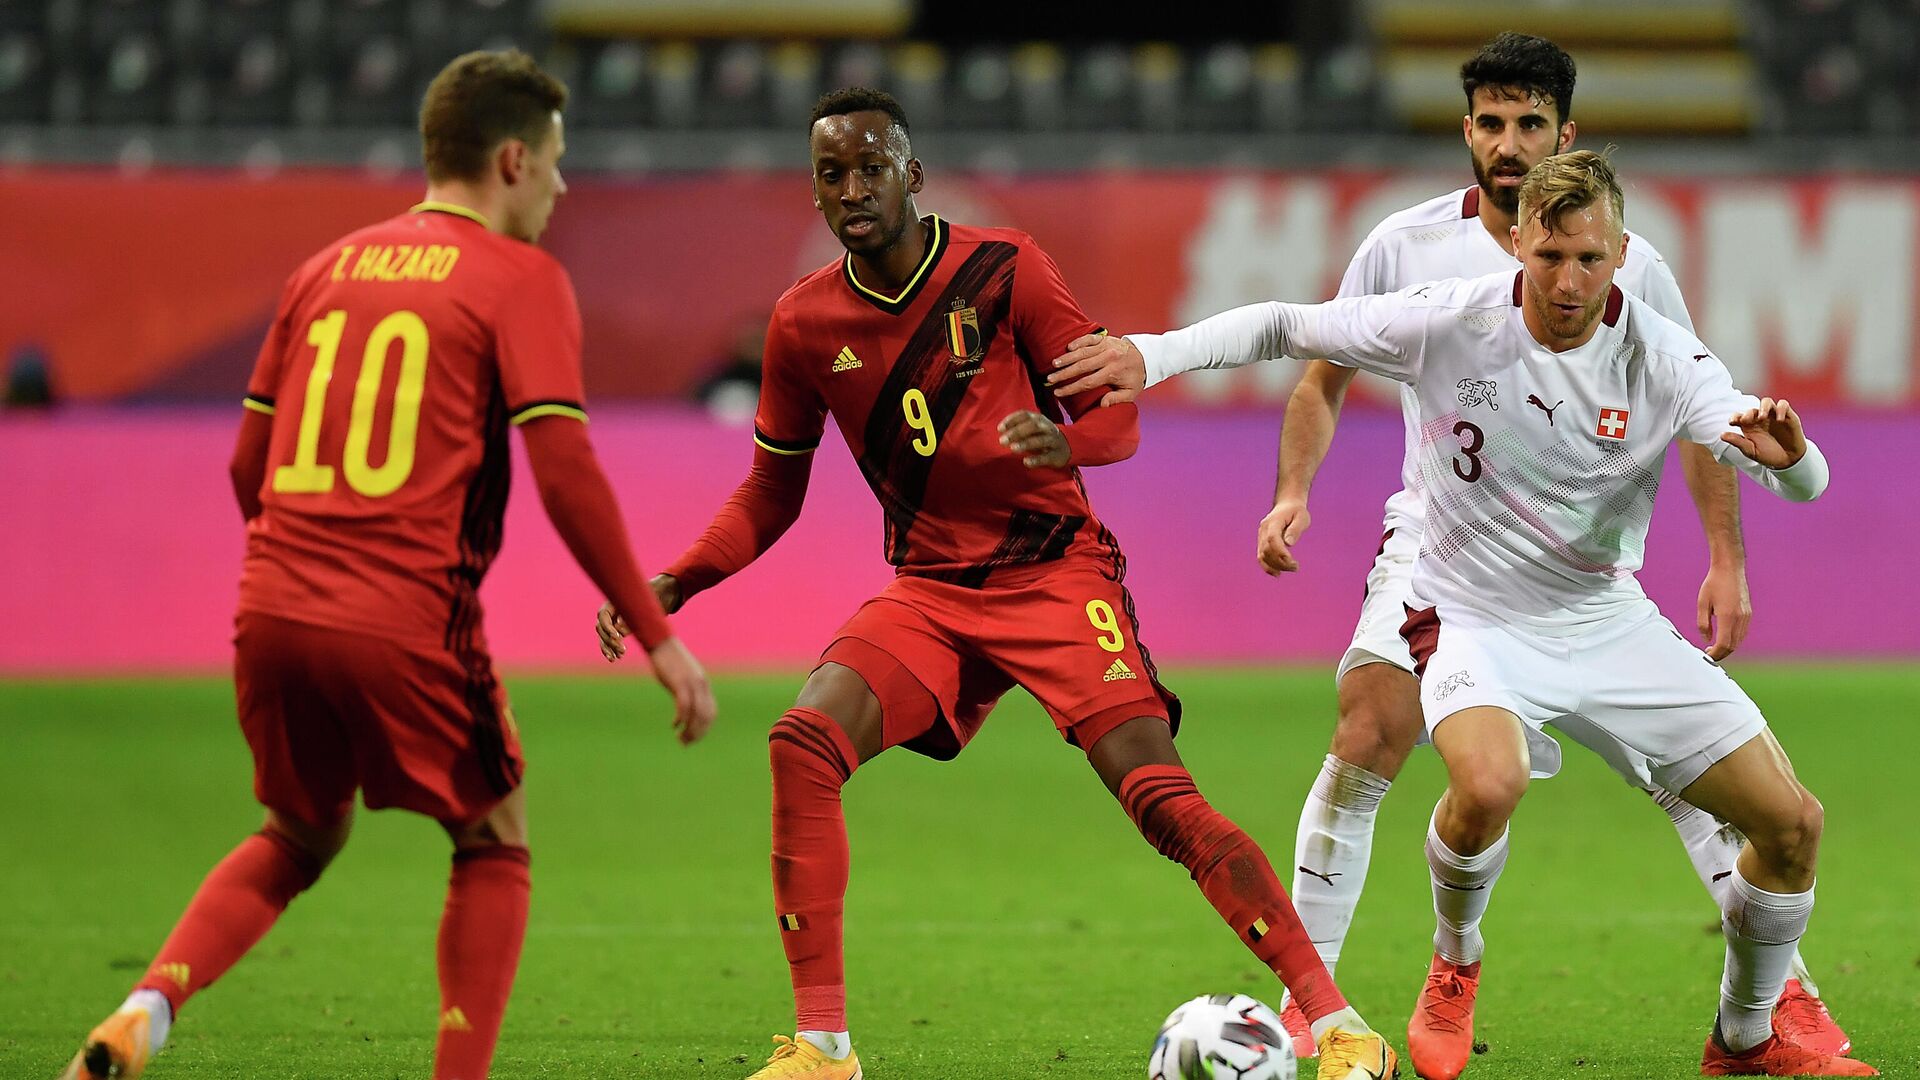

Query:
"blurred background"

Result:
[[3, 0, 1918, 674]]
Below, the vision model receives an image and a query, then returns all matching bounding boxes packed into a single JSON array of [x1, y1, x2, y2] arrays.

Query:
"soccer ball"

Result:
[[1147, 993, 1296, 1080]]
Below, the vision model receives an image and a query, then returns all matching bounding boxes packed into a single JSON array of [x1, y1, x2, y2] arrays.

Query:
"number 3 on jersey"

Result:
[[274, 309, 430, 497]]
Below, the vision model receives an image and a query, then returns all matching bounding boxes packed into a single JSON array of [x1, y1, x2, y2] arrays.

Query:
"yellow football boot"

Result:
[[743, 1034, 862, 1079], [1316, 1024, 1400, 1080]]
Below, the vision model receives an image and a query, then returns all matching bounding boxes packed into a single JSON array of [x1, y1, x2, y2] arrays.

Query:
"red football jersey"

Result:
[[754, 216, 1121, 586], [237, 202, 588, 649]]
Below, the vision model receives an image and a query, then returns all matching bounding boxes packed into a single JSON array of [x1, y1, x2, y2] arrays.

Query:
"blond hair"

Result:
[[1516, 149, 1624, 236]]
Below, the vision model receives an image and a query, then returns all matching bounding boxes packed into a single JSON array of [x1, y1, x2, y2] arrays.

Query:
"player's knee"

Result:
[[1330, 666, 1422, 776], [448, 788, 528, 850], [793, 664, 884, 764], [1450, 761, 1528, 824], [769, 709, 859, 787], [1750, 787, 1823, 871], [264, 808, 352, 869]]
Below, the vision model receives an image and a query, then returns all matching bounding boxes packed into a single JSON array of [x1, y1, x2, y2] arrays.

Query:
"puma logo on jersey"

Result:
[[1409, 284, 1435, 299], [831, 346, 862, 372], [1298, 865, 1343, 886], [1456, 378, 1499, 410], [1526, 394, 1563, 425], [1693, 353, 1712, 362], [1102, 658, 1137, 682]]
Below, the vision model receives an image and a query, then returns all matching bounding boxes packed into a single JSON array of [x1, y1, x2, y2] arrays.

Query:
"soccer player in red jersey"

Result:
[[596, 88, 1396, 1080], [56, 50, 715, 1080]]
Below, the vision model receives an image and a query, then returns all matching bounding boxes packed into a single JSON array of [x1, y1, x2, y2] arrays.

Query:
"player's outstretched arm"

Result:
[[998, 401, 1139, 469], [228, 407, 273, 522], [658, 443, 814, 603], [1258, 360, 1358, 575], [1718, 398, 1829, 502], [1678, 442, 1751, 660], [1046, 333, 1147, 405], [521, 415, 716, 744]]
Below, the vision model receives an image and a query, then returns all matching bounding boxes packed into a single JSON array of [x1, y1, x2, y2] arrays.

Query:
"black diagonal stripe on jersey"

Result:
[[858, 241, 1019, 564], [931, 508, 1086, 588]]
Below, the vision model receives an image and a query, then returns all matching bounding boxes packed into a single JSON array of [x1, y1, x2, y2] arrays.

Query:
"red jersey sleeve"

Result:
[[1011, 237, 1104, 374], [750, 306, 827, 457], [495, 255, 589, 427], [243, 269, 304, 416]]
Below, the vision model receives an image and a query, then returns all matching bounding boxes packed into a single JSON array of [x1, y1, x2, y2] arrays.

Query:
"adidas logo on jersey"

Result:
[[1102, 659, 1137, 682], [157, 962, 191, 990], [440, 1006, 473, 1032], [832, 346, 862, 372]]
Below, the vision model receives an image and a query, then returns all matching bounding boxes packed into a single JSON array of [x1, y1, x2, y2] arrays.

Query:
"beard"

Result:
[[1529, 285, 1606, 341], [1473, 154, 1526, 214]]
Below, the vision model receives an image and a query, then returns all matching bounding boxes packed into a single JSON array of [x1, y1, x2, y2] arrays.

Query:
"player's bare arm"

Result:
[[1679, 443, 1751, 661], [1259, 361, 1359, 575], [1046, 332, 1147, 405]]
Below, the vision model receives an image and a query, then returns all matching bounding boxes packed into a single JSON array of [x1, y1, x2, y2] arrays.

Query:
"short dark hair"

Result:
[[1460, 32, 1576, 125], [419, 49, 568, 183], [809, 86, 911, 137]]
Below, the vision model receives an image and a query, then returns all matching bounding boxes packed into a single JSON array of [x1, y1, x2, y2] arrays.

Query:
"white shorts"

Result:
[[1336, 525, 1422, 683], [1405, 598, 1767, 792]]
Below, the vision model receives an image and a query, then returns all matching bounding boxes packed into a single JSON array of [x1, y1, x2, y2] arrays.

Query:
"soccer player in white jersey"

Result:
[[1046, 31, 1848, 1066], [1064, 151, 1880, 1078]]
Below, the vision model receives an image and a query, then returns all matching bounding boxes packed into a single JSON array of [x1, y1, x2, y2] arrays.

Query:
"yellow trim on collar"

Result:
[[844, 215, 944, 305], [411, 201, 491, 229]]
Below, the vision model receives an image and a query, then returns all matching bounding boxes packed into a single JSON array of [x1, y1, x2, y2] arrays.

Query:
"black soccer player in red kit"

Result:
[[596, 88, 1397, 1080], [56, 50, 714, 1080]]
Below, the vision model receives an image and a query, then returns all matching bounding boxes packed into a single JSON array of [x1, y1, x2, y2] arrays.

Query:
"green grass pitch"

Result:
[[4, 667, 1917, 1079]]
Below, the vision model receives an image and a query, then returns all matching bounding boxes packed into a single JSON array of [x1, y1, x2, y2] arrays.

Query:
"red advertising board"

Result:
[[4, 169, 1916, 406]]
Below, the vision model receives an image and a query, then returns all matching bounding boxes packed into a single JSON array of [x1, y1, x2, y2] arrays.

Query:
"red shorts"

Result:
[[233, 612, 523, 827], [819, 559, 1180, 760]]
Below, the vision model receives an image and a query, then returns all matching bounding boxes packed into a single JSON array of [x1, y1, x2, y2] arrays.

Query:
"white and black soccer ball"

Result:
[[1147, 993, 1297, 1080]]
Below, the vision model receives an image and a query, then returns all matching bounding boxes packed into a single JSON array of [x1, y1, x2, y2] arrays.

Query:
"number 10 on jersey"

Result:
[[274, 309, 430, 498]]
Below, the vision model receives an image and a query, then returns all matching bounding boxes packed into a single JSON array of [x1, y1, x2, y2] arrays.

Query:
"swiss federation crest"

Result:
[[1457, 378, 1499, 410], [946, 301, 983, 362], [1596, 407, 1630, 440]]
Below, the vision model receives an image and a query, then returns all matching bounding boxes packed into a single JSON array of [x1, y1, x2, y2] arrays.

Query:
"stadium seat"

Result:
[[568, 38, 649, 129], [700, 39, 768, 128], [0, 10, 50, 123], [1186, 43, 1258, 132], [194, 1, 300, 127], [887, 41, 946, 131], [1011, 42, 1066, 130], [766, 41, 822, 128], [1068, 44, 1132, 130], [947, 45, 1014, 130], [648, 39, 699, 128], [1132, 43, 1184, 133]]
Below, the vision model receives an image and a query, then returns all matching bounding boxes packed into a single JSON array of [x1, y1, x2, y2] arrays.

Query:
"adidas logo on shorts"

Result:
[[1102, 659, 1137, 682]]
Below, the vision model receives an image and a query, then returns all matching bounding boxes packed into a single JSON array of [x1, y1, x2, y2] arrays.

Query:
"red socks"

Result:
[[433, 844, 531, 1080], [768, 707, 858, 1032], [1119, 765, 1348, 1023], [136, 829, 321, 1013]]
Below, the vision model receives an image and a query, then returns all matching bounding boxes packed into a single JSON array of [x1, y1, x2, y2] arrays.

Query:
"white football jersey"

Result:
[[1335, 187, 1693, 535], [1130, 270, 1829, 628]]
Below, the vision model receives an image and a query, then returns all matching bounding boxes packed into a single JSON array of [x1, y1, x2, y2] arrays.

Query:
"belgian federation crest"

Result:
[[946, 303, 982, 362]]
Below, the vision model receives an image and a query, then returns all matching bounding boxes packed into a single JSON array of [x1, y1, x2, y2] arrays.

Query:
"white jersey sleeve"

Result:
[[1674, 348, 1830, 501], [1619, 233, 1695, 334], [1336, 230, 1396, 300], [1132, 287, 1430, 388]]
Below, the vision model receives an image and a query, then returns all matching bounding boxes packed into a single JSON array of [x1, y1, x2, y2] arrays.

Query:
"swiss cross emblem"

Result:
[[1596, 407, 1630, 440]]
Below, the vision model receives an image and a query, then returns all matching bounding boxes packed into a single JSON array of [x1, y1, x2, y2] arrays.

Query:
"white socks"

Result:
[[1307, 1004, 1372, 1043], [122, 989, 172, 1056], [1426, 813, 1509, 966], [1289, 754, 1393, 978], [1653, 789, 1817, 996], [799, 1030, 852, 1059], [1719, 867, 1814, 1053]]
